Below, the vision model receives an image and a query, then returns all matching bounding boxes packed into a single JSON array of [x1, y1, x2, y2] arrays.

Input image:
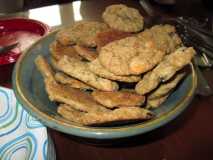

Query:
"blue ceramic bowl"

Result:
[[12, 30, 197, 140]]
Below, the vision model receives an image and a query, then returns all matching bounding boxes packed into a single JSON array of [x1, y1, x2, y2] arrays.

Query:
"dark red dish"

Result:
[[0, 18, 49, 65]]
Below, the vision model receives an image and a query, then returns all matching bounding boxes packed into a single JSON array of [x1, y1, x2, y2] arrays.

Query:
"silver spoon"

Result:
[[193, 59, 213, 96], [0, 42, 19, 55]]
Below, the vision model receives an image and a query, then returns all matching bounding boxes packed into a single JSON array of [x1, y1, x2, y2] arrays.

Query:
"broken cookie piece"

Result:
[[135, 47, 195, 95], [146, 94, 170, 109], [73, 45, 98, 61], [35, 55, 55, 81], [58, 104, 154, 125], [55, 72, 94, 90], [56, 21, 109, 47], [49, 41, 82, 61], [92, 90, 145, 108], [56, 55, 119, 91], [148, 72, 185, 100]]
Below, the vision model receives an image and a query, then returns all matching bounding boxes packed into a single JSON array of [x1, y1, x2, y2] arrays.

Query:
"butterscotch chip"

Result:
[[56, 56, 119, 91], [73, 45, 98, 61], [88, 59, 141, 82], [135, 47, 195, 95], [102, 4, 144, 32], [49, 41, 82, 61], [129, 42, 165, 75], [56, 21, 109, 47], [92, 90, 145, 108]]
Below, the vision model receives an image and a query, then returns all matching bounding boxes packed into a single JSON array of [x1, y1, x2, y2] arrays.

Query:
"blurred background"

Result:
[[0, 0, 212, 15]]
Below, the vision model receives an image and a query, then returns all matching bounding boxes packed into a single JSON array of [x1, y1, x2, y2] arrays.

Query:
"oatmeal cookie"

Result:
[[73, 45, 98, 61], [148, 72, 185, 100], [102, 4, 144, 32], [55, 72, 94, 90], [146, 94, 170, 109], [99, 36, 165, 75], [56, 55, 119, 91], [92, 90, 145, 108], [135, 47, 195, 95], [88, 59, 141, 82], [137, 24, 182, 54], [58, 105, 154, 125], [56, 21, 109, 47], [49, 41, 82, 61]]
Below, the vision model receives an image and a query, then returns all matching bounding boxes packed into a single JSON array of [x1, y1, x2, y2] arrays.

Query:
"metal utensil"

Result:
[[194, 60, 213, 96], [0, 42, 19, 55]]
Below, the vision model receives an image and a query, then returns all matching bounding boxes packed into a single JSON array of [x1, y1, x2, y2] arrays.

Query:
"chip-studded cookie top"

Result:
[[99, 36, 165, 76], [56, 21, 109, 47], [102, 4, 144, 32]]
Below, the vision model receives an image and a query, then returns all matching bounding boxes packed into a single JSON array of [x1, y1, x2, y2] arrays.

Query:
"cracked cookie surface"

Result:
[[102, 4, 144, 32]]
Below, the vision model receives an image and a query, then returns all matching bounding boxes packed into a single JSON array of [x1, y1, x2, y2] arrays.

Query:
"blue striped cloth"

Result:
[[0, 87, 52, 160]]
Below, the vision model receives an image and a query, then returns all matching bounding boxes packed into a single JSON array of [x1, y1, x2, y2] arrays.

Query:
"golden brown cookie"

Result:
[[92, 90, 145, 108], [99, 36, 165, 75], [35, 55, 108, 113], [135, 47, 195, 95], [34, 55, 55, 81], [58, 105, 154, 125], [137, 24, 182, 54], [102, 4, 144, 32], [88, 59, 141, 82], [146, 94, 170, 109], [56, 21, 109, 47], [45, 80, 108, 112], [56, 55, 119, 91], [73, 45, 98, 61], [49, 41, 82, 61], [148, 72, 185, 100], [55, 72, 94, 90]]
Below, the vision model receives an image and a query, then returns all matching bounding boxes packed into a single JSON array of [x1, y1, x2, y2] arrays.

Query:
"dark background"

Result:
[[23, 0, 212, 16]]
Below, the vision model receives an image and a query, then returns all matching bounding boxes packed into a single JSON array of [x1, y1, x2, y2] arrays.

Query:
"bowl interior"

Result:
[[0, 18, 49, 65], [13, 31, 197, 139]]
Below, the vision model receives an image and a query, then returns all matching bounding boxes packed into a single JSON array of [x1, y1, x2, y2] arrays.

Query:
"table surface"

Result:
[[1, 0, 213, 160]]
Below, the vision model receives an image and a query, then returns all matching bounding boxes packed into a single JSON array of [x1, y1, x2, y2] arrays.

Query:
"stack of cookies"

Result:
[[35, 4, 195, 126]]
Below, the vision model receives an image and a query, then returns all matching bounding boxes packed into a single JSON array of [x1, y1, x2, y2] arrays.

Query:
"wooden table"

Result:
[[1, 0, 213, 159]]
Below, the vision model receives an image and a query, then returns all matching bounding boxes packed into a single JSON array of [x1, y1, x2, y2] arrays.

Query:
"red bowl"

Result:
[[0, 18, 49, 65]]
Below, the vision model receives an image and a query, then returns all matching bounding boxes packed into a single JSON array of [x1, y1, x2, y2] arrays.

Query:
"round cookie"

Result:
[[56, 21, 109, 47], [102, 4, 144, 32], [98, 36, 165, 76], [98, 36, 142, 76]]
